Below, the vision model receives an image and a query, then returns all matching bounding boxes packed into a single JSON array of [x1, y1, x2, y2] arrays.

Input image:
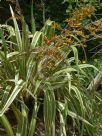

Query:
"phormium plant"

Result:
[[0, 3, 101, 136]]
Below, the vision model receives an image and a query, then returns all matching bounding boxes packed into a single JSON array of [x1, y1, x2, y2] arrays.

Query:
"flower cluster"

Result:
[[52, 23, 62, 30], [66, 6, 96, 28], [37, 45, 62, 72], [85, 19, 102, 38], [44, 35, 60, 45], [37, 5, 101, 73]]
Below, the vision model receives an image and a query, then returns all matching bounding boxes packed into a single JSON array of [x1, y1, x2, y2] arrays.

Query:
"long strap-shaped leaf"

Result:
[[42, 20, 55, 38], [15, 102, 28, 136], [31, 31, 43, 48], [58, 101, 67, 136], [0, 28, 7, 58], [10, 6, 22, 51], [44, 86, 56, 136], [0, 80, 25, 116], [31, 0, 36, 34], [0, 114, 14, 136], [28, 98, 39, 136]]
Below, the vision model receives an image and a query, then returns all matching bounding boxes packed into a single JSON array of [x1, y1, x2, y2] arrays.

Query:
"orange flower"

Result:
[[52, 23, 62, 30], [66, 6, 96, 29]]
